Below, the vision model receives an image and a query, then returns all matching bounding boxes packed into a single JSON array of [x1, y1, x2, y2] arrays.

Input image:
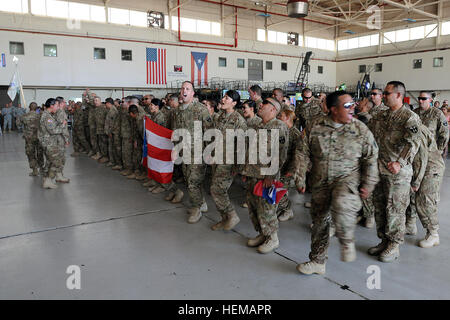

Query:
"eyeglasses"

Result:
[[343, 102, 356, 109], [418, 97, 429, 101], [302, 95, 312, 100], [370, 92, 380, 96]]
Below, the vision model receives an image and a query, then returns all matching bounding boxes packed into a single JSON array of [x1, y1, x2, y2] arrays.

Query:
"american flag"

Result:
[[146, 48, 167, 85]]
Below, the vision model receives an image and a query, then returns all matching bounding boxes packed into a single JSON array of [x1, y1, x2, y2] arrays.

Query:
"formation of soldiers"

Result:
[[16, 80, 448, 275]]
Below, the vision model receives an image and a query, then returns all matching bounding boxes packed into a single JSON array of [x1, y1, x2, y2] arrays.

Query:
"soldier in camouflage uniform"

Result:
[[120, 98, 135, 176], [356, 89, 389, 228], [410, 124, 444, 248], [104, 98, 118, 167], [249, 85, 263, 111], [82, 98, 91, 153], [93, 96, 109, 164], [295, 88, 324, 131], [276, 109, 301, 222], [13, 104, 26, 132], [294, 91, 379, 275], [39, 98, 66, 189], [111, 98, 123, 171], [368, 81, 422, 263], [209, 90, 247, 231], [171, 81, 214, 223], [84, 90, 99, 159], [72, 102, 91, 156], [242, 98, 289, 254], [243, 100, 261, 129], [17, 102, 44, 176], [54, 97, 70, 183]]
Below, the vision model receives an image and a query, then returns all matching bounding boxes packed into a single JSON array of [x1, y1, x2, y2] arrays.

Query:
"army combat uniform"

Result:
[[86, 95, 99, 156], [54, 108, 69, 177], [105, 104, 119, 165], [210, 110, 247, 229], [95, 103, 109, 161], [368, 105, 421, 260], [39, 110, 65, 181], [17, 110, 44, 175], [294, 116, 379, 264], [72, 105, 91, 154], [295, 98, 324, 131]]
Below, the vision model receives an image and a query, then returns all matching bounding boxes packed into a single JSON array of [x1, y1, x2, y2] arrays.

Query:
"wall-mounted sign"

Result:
[[174, 65, 183, 72], [1, 54, 5, 67]]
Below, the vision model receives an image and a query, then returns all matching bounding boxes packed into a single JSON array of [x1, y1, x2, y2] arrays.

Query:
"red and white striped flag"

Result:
[[143, 116, 174, 184], [146, 48, 167, 85]]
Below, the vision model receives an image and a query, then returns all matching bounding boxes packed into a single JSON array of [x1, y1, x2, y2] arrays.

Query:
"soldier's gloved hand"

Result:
[[263, 177, 273, 188], [359, 187, 369, 199]]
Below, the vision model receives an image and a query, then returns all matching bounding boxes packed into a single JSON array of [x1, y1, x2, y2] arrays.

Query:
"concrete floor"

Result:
[[1, 131, 450, 300]]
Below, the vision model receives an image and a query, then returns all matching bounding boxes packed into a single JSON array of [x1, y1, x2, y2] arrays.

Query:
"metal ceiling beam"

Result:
[[382, 0, 439, 19]]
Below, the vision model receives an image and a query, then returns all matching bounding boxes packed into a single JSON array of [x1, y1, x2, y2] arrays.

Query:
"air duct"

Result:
[[287, 0, 309, 18]]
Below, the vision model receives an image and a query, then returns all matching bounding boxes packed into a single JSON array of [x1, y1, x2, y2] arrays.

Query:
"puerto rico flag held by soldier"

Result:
[[253, 180, 287, 205], [143, 116, 174, 184], [191, 52, 208, 86]]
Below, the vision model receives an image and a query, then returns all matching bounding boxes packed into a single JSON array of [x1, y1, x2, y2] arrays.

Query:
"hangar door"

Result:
[[248, 59, 263, 81]]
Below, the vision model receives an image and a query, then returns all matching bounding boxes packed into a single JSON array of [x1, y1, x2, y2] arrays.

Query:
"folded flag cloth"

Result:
[[253, 180, 287, 205]]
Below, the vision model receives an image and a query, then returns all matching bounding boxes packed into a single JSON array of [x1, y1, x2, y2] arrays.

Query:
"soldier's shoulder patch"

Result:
[[279, 136, 286, 144], [206, 116, 212, 122], [409, 126, 418, 133]]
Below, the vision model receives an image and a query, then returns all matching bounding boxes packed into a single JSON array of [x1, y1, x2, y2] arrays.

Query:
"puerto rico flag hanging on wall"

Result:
[[146, 47, 167, 85], [191, 52, 208, 86], [143, 116, 174, 184]]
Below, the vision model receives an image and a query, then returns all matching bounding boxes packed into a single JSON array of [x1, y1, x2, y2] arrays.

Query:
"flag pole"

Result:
[[16, 61, 27, 111]]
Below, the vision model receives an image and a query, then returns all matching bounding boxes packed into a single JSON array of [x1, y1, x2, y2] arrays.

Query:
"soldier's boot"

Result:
[[120, 169, 132, 176], [98, 157, 109, 164], [223, 211, 240, 231], [55, 172, 70, 183], [165, 192, 176, 202], [241, 202, 248, 208], [247, 234, 266, 247], [278, 209, 294, 222], [304, 202, 311, 208], [200, 201, 208, 213], [211, 216, 227, 231], [151, 186, 166, 194], [87, 151, 94, 157], [367, 239, 388, 256], [106, 162, 114, 167], [112, 165, 122, 171], [43, 177, 58, 189], [364, 216, 375, 229], [257, 233, 279, 254], [419, 231, 440, 248], [91, 152, 101, 160], [143, 179, 157, 188], [29, 167, 39, 176], [405, 217, 418, 235], [170, 189, 184, 203], [379, 241, 400, 263], [296, 261, 326, 275], [136, 173, 147, 181], [341, 242, 356, 262], [148, 185, 158, 192], [187, 208, 202, 224], [70, 152, 80, 157], [126, 173, 136, 179]]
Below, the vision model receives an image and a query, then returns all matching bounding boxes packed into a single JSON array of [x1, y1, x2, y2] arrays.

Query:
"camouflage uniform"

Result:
[[131, 109, 146, 176], [369, 105, 422, 244], [210, 111, 247, 218], [54, 108, 69, 173], [111, 105, 122, 167], [294, 116, 379, 264], [241, 118, 289, 237], [295, 98, 324, 130], [359, 102, 388, 220], [254, 98, 263, 112], [39, 110, 65, 179], [414, 106, 449, 152], [17, 110, 44, 171], [277, 125, 301, 217], [86, 95, 98, 154], [14, 107, 26, 131], [408, 125, 444, 233], [73, 105, 90, 153], [246, 115, 262, 129], [82, 103, 91, 148], [95, 104, 109, 158], [105, 105, 119, 164], [173, 101, 213, 208], [120, 107, 134, 172]]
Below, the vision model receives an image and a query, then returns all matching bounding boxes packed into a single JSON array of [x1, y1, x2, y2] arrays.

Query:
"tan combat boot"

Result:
[[187, 207, 202, 224], [304, 202, 311, 208], [120, 169, 132, 176], [200, 201, 208, 213], [55, 172, 70, 183], [148, 185, 158, 192], [165, 192, 175, 201], [143, 179, 157, 187], [296, 261, 326, 275], [241, 202, 248, 208], [112, 165, 122, 171], [247, 234, 266, 247], [87, 151, 94, 157], [405, 217, 417, 235], [171, 189, 184, 203], [91, 152, 101, 160], [98, 157, 109, 164], [43, 177, 58, 189], [341, 242, 356, 262], [106, 162, 114, 167], [364, 216, 375, 229], [278, 209, 294, 222], [367, 239, 388, 256], [379, 241, 400, 263], [257, 233, 279, 254], [211, 216, 227, 231], [136, 173, 147, 181], [29, 167, 39, 176], [126, 173, 136, 179], [419, 231, 440, 248], [223, 211, 240, 231], [151, 186, 166, 194]]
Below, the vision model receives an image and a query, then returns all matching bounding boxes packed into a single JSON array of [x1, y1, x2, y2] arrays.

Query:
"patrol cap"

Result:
[[263, 97, 282, 112]]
